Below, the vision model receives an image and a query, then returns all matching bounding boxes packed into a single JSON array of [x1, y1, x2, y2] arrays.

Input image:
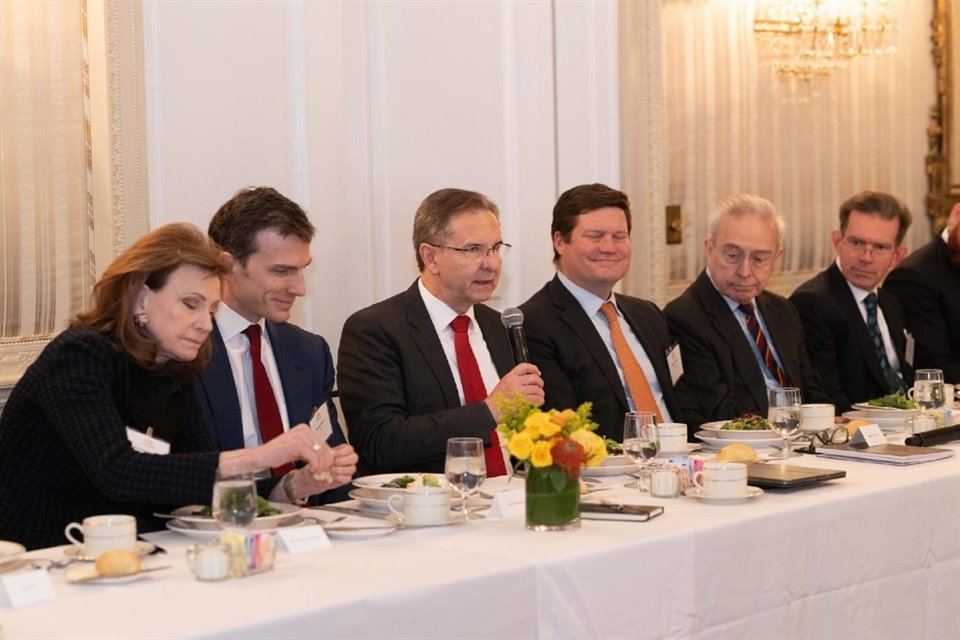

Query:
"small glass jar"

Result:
[[649, 465, 683, 498]]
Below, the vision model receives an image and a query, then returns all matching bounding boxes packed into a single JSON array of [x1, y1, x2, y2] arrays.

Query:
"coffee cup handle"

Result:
[[907, 387, 915, 399], [387, 494, 404, 519], [692, 471, 705, 489], [64, 522, 84, 547]]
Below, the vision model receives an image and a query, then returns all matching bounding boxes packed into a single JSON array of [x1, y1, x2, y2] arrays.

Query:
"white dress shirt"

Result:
[[215, 303, 291, 448]]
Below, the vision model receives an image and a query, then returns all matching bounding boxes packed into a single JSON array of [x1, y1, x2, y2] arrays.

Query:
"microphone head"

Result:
[[501, 307, 524, 329]]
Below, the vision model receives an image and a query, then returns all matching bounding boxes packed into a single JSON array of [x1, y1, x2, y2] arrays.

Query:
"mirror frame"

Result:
[[928, 0, 960, 233]]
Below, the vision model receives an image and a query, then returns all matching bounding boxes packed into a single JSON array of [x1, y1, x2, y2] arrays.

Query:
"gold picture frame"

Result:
[[928, 0, 960, 233]]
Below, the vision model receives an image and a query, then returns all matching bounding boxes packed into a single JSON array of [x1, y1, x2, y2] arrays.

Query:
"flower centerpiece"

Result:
[[497, 397, 606, 530]]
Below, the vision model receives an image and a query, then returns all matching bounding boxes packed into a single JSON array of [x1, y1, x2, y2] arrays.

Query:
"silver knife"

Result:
[[307, 505, 391, 521]]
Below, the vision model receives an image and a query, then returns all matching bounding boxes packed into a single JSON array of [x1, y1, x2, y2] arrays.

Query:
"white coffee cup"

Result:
[[387, 487, 451, 526], [801, 403, 835, 432], [693, 462, 747, 499], [64, 514, 137, 558], [657, 423, 688, 452]]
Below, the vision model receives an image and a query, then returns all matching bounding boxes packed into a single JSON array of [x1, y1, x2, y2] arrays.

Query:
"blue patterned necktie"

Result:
[[738, 303, 788, 387], [863, 293, 907, 394]]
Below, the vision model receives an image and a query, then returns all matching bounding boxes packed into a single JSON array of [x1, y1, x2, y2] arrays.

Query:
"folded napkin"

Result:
[[904, 424, 960, 447]]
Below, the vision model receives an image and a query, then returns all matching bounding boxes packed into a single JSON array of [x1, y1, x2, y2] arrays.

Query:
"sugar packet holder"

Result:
[[220, 530, 276, 578]]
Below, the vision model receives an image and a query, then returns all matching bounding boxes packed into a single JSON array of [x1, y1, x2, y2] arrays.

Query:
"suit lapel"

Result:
[[402, 283, 463, 408], [825, 265, 888, 389], [695, 274, 769, 409], [475, 305, 514, 377], [755, 293, 798, 386], [199, 323, 245, 450], [266, 323, 312, 426]]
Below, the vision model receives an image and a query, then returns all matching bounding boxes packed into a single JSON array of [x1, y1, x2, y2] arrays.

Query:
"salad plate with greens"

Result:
[[351, 473, 449, 499], [853, 392, 918, 412], [169, 498, 300, 529]]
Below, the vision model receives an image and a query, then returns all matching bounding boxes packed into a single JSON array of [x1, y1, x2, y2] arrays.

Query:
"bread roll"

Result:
[[95, 549, 141, 577], [715, 443, 757, 462], [844, 419, 873, 436]]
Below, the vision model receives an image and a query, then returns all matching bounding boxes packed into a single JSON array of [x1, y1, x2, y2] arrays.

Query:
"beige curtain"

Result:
[[661, 0, 934, 287], [1, 0, 91, 342]]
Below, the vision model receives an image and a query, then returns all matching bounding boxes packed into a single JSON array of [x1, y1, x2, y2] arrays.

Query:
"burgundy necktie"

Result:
[[738, 303, 789, 387], [450, 315, 507, 477], [243, 324, 294, 477]]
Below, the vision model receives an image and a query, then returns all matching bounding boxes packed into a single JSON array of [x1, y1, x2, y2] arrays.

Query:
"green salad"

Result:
[[603, 437, 624, 455], [866, 392, 915, 410], [721, 414, 769, 430], [202, 496, 280, 517]]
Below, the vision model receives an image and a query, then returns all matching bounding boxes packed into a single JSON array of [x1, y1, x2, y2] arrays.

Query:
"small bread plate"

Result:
[[386, 512, 467, 528], [66, 565, 171, 585], [582, 455, 637, 477], [659, 443, 703, 455], [684, 486, 764, 504], [166, 515, 305, 540], [851, 403, 919, 415], [699, 421, 778, 440], [695, 432, 788, 449], [843, 409, 913, 432], [349, 488, 462, 512], [170, 501, 300, 529], [351, 473, 449, 498], [64, 540, 156, 562], [320, 521, 398, 540]]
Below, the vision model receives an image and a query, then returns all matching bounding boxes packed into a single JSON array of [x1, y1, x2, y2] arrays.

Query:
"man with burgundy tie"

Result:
[[337, 188, 544, 475], [520, 184, 685, 441], [790, 191, 914, 413], [664, 194, 828, 428], [196, 187, 357, 504]]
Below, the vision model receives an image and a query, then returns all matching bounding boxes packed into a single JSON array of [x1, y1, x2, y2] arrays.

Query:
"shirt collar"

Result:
[[216, 303, 263, 342], [417, 278, 478, 333], [556, 271, 614, 317]]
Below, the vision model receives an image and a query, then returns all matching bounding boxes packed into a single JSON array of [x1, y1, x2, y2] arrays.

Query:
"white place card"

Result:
[[1, 569, 56, 608], [276, 524, 331, 553], [488, 489, 525, 519], [850, 423, 886, 447]]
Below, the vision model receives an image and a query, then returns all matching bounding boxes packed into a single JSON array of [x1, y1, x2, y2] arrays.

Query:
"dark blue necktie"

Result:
[[863, 293, 907, 394]]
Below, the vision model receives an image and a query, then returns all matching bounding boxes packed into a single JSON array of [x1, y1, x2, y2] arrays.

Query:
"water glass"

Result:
[[444, 437, 486, 520], [911, 369, 945, 413], [623, 412, 659, 492], [768, 387, 802, 459], [212, 471, 257, 530]]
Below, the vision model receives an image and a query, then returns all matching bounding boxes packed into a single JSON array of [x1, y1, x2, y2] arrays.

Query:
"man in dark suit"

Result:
[[337, 188, 544, 475], [790, 191, 914, 412], [196, 187, 357, 504], [664, 194, 828, 428], [520, 184, 684, 441], [885, 203, 960, 383]]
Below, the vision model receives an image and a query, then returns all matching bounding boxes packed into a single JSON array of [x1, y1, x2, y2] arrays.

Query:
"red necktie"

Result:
[[243, 324, 294, 477], [450, 315, 506, 477], [738, 303, 789, 387]]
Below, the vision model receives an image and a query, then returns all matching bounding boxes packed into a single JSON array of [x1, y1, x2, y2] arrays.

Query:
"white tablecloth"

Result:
[[3, 444, 958, 640]]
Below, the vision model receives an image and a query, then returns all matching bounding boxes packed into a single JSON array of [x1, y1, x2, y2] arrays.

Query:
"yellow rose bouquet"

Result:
[[496, 397, 606, 530]]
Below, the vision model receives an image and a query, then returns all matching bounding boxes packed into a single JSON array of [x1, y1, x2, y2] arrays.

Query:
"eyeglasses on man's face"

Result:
[[711, 242, 776, 270], [841, 236, 895, 257], [428, 241, 512, 261]]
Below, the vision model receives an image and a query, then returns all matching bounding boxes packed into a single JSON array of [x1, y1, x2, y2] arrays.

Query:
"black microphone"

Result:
[[501, 307, 530, 364]]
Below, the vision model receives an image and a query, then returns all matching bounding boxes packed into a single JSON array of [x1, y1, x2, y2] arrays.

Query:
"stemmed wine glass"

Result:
[[768, 387, 802, 459], [211, 470, 257, 531], [623, 412, 659, 492], [912, 369, 945, 414], [444, 437, 486, 520]]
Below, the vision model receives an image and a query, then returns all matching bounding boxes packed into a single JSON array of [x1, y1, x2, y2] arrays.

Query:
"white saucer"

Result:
[[0, 540, 26, 566], [386, 512, 467, 528], [64, 540, 156, 562], [321, 522, 398, 540], [684, 486, 763, 504], [659, 443, 703, 455], [166, 516, 305, 540]]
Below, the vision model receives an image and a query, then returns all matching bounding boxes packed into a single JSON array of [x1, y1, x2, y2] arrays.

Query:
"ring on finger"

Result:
[[311, 442, 322, 452]]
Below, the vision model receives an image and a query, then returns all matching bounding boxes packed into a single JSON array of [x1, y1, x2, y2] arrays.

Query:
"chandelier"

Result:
[[753, 0, 897, 82]]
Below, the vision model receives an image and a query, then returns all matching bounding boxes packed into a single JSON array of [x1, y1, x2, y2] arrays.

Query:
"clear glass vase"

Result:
[[524, 462, 580, 531]]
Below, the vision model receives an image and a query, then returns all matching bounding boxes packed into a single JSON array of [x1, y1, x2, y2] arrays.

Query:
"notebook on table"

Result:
[[746, 463, 846, 488]]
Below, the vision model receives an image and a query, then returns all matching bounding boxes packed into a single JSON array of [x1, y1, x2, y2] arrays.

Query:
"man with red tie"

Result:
[[337, 188, 544, 475], [664, 194, 829, 428], [196, 187, 358, 504]]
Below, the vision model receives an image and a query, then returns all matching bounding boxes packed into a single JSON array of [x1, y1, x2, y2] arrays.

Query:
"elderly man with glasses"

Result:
[[337, 188, 544, 475], [790, 191, 914, 413], [664, 194, 829, 429]]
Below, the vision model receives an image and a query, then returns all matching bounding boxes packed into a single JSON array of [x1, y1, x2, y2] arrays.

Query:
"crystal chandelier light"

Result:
[[753, 0, 897, 82]]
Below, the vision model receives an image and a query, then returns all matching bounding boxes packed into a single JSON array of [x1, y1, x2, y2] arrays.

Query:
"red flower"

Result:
[[551, 438, 586, 476]]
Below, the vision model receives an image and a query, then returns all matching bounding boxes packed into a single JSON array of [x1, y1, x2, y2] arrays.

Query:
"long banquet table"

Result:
[[3, 442, 959, 640]]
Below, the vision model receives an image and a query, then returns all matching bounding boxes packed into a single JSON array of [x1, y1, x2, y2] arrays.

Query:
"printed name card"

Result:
[[850, 423, 886, 447], [276, 524, 332, 553], [309, 404, 334, 443], [488, 489, 525, 519], [1, 569, 56, 608]]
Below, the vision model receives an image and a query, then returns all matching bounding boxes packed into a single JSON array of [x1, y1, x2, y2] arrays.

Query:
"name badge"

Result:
[[904, 331, 915, 368], [666, 343, 684, 385], [309, 403, 334, 443], [126, 427, 171, 455]]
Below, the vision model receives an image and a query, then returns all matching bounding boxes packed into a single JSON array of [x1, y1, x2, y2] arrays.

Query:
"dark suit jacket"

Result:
[[520, 275, 684, 441], [195, 321, 349, 503], [884, 236, 960, 383], [0, 327, 219, 549], [790, 263, 913, 412], [664, 270, 828, 428], [337, 281, 515, 474]]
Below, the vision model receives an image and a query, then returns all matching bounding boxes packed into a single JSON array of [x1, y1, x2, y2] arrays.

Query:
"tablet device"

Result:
[[746, 463, 845, 488]]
